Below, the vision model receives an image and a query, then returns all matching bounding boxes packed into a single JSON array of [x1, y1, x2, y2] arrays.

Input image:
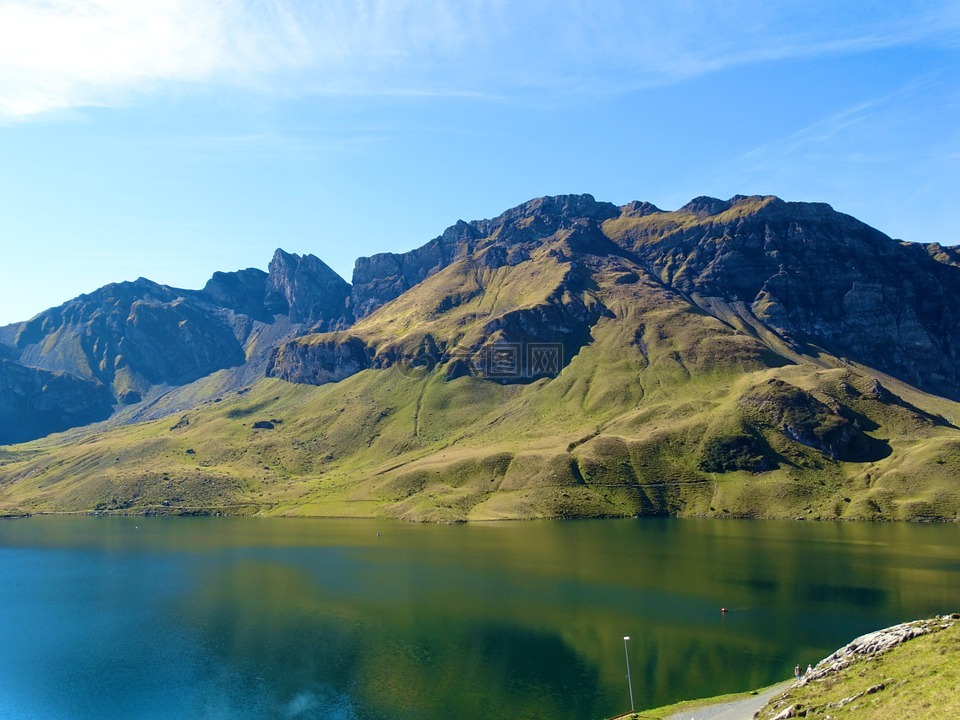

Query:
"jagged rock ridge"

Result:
[[0, 250, 350, 443], [270, 194, 960, 403], [349, 195, 621, 318], [2, 192, 960, 454]]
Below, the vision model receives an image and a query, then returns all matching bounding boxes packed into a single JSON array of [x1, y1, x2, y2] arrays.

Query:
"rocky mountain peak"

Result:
[[438, 219, 482, 246], [350, 195, 622, 319], [606, 195, 960, 397], [93, 277, 173, 304], [264, 249, 351, 329], [678, 195, 732, 216], [926, 242, 960, 268], [201, 267, 269, 319], [0, 247, 360, 443], [673, 194, 793, 220], [475, 193, 620, 238], [13, 277, 180, 349], [515, 193, 620, 221], [620, 200, 662, 218]]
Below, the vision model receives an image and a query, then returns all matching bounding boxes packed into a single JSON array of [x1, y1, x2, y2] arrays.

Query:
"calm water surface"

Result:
[[0, 517, 957, 719]]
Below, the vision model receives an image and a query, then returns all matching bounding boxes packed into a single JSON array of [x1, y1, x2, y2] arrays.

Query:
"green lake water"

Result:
[[0, 516, 957, 719]]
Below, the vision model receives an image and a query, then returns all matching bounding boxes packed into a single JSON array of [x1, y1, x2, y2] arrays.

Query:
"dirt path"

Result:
[[662, 681, 792, 720]]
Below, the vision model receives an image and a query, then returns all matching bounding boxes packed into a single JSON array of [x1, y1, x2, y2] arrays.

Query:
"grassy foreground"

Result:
[[625, 615, 959, 720], [609, 682, 788, 719], [758, 615, 960, 720]]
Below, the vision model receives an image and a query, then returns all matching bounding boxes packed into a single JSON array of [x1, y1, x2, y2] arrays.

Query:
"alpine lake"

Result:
[[0, 516, 957, 720]]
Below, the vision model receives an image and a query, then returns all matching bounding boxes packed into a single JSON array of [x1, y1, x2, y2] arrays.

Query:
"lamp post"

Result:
[[623, 635, 635, 715]]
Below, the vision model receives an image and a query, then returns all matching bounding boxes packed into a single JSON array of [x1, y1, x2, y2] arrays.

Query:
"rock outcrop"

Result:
[[759, 615, 960, 720], [738, 379, 890, 462], [266, 333, 372, 385], [0, 359, 113, 444], [801, 615, 959, 685], [264, 249, 351, 329]]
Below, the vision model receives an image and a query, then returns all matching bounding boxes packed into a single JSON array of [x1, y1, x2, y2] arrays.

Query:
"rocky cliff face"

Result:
[[268, 194, 960, 401], [266, 332, 372, 385], [198, 252, 352, 329], [350, 220, 483, 319], [0, 359, 113, 444], [606, 195, 960, 397], [349, 194, 620, 319], [4, 192, 960, 450], [264, 249, 351, 329], [200, 267, 270, 320], [8, 278, 247, 406]]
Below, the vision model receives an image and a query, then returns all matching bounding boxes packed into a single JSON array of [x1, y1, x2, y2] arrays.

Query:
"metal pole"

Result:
[[623, 635, 635, 714]]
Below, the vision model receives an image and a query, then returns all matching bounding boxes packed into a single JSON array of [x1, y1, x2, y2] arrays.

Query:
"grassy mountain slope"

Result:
[[2, 194, 960, 521], [2, 220, 959, 521]]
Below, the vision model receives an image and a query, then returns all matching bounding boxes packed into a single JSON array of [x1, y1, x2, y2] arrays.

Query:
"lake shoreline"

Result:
[[10, 505, 960, 523]]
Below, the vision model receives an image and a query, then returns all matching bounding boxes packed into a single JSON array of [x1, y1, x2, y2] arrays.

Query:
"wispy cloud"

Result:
[[738, 97, 909, 172], [1, 0, 959, 121], [716, 74, 942, 187], [680, 70, 960, 246], [0, 1, 231, 118]]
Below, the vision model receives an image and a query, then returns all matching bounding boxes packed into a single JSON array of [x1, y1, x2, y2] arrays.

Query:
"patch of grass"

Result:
[[758, 617, 960, 720], [617, 682, 786, 719]]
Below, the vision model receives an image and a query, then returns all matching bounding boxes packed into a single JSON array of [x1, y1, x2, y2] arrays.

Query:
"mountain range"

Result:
[[1, 194, 959, 521]]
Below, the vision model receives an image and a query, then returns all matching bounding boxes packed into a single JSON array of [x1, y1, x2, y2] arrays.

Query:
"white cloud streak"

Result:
[[1, 0, 958, 121], [0, 1, 219, 117]]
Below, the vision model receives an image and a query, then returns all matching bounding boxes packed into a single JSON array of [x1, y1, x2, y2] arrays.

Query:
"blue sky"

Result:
[[1, 0, 958, 326]]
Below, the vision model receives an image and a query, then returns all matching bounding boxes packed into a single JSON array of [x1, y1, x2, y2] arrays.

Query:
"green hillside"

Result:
[[3, 231, 959, 521], [2, 194, 960, 521]]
